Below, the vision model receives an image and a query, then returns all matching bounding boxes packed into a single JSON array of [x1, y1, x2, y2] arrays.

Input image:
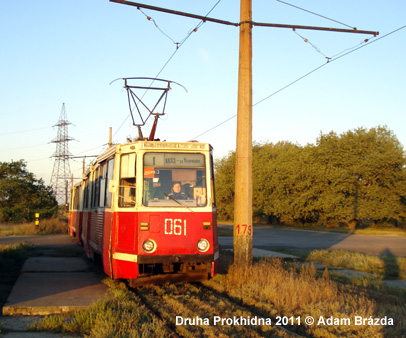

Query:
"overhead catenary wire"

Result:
[[111, 1, 379, 143], [276, 0, 356, 30], [111, 1, 378, 35], [112, 0, 223, 139], [111, 0, 378, 140], [138, 8, 178, 47], [192, 24, 406, 140], [138, 0, 222, 111], [293, 30, 331, 61]]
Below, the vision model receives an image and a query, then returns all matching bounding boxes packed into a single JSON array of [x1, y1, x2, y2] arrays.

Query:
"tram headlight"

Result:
[[197, 238, 210, 252], [142, 239, 156, 253]]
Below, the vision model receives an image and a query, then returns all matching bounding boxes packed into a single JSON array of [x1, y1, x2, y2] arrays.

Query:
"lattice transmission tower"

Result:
[[50, 103, 74, 206]]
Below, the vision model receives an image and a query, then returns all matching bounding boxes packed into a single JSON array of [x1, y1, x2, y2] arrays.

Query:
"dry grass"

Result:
[[0, 217, 68, 236], [137, 283, 289, 338], [205, 258, 406, 337], [307, 249, 406, 279]]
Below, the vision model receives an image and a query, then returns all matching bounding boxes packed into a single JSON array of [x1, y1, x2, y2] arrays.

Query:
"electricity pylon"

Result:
[[50, 103, 74, 206]]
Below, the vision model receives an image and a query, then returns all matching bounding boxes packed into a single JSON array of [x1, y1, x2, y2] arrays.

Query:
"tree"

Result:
[[0, 160, 58, 223], [313, 126, 406, 228], [214, 126, 406, 229], [214, 152, 236, 220], [253, 141, 306, 224]]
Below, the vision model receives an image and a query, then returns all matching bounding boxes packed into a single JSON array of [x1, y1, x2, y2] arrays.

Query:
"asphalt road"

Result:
[[219, 225, 406, 257], [1, 230, 405, 257], [0, 234, 78, 247]]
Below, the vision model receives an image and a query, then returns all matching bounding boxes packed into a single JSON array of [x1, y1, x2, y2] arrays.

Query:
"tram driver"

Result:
[[168, 182, 188, 200]]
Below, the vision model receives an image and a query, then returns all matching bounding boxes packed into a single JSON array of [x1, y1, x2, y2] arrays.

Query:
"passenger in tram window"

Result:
[[168, 182, 188, 200]]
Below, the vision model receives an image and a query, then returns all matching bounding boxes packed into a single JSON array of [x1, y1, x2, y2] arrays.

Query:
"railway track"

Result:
[[131, 282, 301, 338]]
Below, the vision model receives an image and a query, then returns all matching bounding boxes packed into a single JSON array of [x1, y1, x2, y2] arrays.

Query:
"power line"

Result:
[[193, 115, 237, 140], [0, 142, 50, 152], [72, 144, 108, 156], [0, 126, 51, 136], [191, 24, 406, 139], [276, 0, 356, 30]]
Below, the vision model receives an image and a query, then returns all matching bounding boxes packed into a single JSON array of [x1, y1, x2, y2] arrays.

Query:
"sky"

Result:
[[1, 0, 405, 189]]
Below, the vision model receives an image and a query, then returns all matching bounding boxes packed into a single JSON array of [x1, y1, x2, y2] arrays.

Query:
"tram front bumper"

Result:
[[137, 253, 214, 264]]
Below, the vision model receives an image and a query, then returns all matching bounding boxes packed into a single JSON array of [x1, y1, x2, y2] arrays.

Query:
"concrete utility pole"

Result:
[[233, 0, 253, 268]]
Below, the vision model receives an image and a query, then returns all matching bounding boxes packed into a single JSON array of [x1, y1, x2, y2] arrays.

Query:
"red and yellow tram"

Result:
[[69, 140, 218, 285]]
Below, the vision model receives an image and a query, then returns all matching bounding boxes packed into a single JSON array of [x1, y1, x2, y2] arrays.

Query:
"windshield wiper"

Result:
[[164, 194, 194, 213]]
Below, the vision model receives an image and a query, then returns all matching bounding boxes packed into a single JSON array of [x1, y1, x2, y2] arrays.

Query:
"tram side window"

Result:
[[78, 185, 83, 210], [88, 174, 94, 209], [119, 153, 136, 207], [99, 162, 106, 207], [83, 179, 89, 209], [69, 187, 77, 210], [210, 155, 216, 207], [92, 168, 100, 209], [73, 186, 80, 210], [105, 159, 114, 208]]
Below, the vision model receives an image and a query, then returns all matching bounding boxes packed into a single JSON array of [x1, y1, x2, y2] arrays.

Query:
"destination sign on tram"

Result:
[[144, 153, 204, 167]]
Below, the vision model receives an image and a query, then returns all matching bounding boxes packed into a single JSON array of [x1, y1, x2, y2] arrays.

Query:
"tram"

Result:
[[69, 140, 218, 285]]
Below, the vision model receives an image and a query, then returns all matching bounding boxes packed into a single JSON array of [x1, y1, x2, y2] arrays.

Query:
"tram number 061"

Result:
[[164, 219, 187, 236]]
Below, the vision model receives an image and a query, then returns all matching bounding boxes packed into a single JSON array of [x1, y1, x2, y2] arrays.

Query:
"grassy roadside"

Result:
[[270, 249, 406, 281], [0, 217, 68, 237], [306, 249, 406, 280]]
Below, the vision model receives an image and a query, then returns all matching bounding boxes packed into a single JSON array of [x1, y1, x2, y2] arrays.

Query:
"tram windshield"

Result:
[[143, 152, 207, 207]]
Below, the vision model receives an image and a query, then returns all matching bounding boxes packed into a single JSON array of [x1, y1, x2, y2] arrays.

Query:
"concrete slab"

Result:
[[22, 257, 89, 273], [2, 272, 108, 316]]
